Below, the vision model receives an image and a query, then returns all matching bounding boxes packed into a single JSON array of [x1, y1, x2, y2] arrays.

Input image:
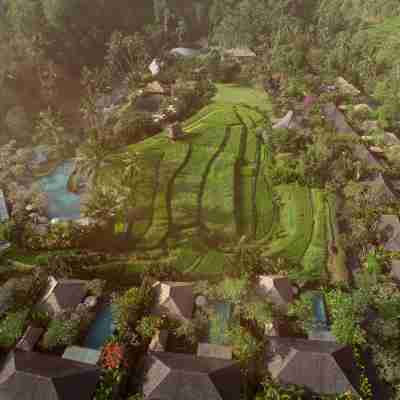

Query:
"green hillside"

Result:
[[99, 84, 338, 279]]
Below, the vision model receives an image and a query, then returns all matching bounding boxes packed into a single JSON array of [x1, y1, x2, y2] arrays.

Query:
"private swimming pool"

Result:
[[312, 292, 329, 330], [208, 301, 232, 345], [84, 304, 116, 350], [39, 161, 80, 220]]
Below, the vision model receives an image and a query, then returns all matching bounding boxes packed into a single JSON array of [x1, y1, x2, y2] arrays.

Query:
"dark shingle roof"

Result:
[[323, 103, 382, 169], [377, 214, 400, 252], [152, 281, 194, 321], [266, 337, 360, 396], [257, 275, 294, 308], [16, 326, 44, 352], [143, 351, 242, 400], [0, 350, 100, 400], [38, 279, 87, 315]]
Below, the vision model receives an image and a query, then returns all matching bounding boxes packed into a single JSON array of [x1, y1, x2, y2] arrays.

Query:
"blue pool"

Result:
[[208, 302, 232, 345], [39, 161, 80, 219], [312, 293, 329, 329], [84, 305, 116, 350]]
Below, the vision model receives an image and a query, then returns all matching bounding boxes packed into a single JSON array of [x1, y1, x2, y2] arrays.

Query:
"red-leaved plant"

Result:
[[101, 342, 128, 370]]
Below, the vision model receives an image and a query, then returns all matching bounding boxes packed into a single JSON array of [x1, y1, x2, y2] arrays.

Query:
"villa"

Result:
[[142, 351, 242, 400], [257, 275, 294, 311], [0, 350, 100, 400], [36, 278, 88, 316], [265, 337, 360, 396], [377, 214, 400, 252], [224, 47, 256, 58], [151, 281, 195, 322]]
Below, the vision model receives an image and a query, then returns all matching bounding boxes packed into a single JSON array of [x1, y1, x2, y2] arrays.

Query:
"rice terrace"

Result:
[[98, 84, 347, 282]]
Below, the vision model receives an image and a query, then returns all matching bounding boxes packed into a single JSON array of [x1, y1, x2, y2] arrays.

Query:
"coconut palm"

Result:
[[75, 129, 112, 186]]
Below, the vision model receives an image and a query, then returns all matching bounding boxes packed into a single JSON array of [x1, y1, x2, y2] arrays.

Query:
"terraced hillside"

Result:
[[98, 84, 344, 280]]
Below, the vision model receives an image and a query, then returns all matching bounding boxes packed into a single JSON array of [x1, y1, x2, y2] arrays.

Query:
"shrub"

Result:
[[100, 341, 127, 370], [227, 324, 261, 366], [111, 280, 153, 338], [85, 278, 106, 297], [173, 311, 208, 346], [0, 309, 29, 348], [41, 314, 81, 349], [136, 315, 163, 340], [216, 277, 249, 304]]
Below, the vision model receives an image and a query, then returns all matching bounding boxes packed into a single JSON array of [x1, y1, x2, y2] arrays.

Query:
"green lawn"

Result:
[[94, 84, 326, 278], [326, 194, 349, 282], [301, 189, 328, 280], [263, 184, 314, 263], [212, 84, 271, 113]]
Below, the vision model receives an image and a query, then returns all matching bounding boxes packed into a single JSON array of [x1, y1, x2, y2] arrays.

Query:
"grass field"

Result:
[[97, 83, 338, 280], [263, 184, 313, 263], [301, 189, 328, 280], [326, 194, 349, 282]]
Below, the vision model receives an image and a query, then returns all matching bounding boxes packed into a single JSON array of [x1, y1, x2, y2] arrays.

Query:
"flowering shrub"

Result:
[[94, 339, 127, 400], [101, 341, 127, 370]]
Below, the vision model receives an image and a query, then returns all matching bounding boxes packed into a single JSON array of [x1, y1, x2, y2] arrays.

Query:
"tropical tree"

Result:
[[34, 106, 65, 146], [75, 128, 112, 186]]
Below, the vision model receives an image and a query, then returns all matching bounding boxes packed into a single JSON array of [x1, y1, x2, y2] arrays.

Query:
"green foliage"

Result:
[[34, 106, 65, 146], [94, 367, 123, 400], [0, 308, 29, 348], [136, 315, 163, 340], [111, 280, 153, 338], [239, 300, 274, 329], [42, 315, 81, 349], [287, 292, 315, 333], [226, 324, 261, 365], [216, 277, 249, 304], [324, 287, 369, 346], [256, 378, 307, 400]]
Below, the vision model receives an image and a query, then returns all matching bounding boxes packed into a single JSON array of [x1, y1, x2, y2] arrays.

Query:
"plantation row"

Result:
[[99, 85, 344, 281]]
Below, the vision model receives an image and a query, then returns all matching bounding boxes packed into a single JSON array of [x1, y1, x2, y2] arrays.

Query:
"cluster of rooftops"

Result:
[[0, 274, 362, 399]]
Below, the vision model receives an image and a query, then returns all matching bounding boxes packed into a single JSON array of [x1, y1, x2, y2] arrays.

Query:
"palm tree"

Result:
[[75, 129, 112, 187]]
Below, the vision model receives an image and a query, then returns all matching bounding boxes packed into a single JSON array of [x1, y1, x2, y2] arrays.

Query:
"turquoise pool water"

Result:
[[208, 302, 232, 345], [39, 161, 80, 219], [312, 293, 329, 329], [84, 305, 116, 350]]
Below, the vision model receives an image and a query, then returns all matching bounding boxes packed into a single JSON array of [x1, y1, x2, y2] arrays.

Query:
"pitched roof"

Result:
[[0, 241, 11, 254], [144, 81, 168, 95], [377, 214, 400, 251], [257, 275, 294, 308], [265, 337, 360, 396], [38, 279, 87, 316], [390, 259, 400, 281], [152, 281, 194, 321], [0, 350, 100, 400], [322, 103, 382, 170], [16, 326, 44, 352], [365, 173, 397, 205], [143, 351, 241, 400], [169, 48, 203, 57], [225, 47, 256, 57]]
